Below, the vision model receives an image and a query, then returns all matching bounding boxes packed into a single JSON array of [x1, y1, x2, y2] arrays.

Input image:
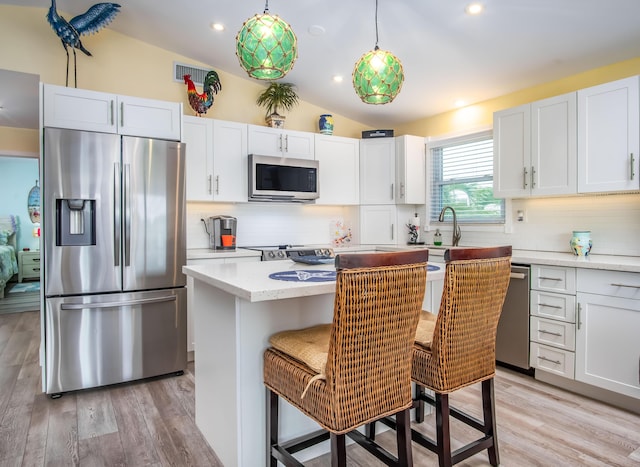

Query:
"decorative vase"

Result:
[[570, 230, 592, 256], [318, 114, 334, 135], [266, 113, 286, 129]]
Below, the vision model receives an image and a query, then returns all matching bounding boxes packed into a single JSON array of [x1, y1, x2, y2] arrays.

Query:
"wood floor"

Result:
[[1, 310, 639, 466], [0, 282, 39, 315]]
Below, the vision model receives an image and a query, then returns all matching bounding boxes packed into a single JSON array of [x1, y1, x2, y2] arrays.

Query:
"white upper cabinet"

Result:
[[117, 95, 182, 141], [360, 138, 396, 204], [247, 124, 314, 160], [577, 76, 640, 193], [531, 93, 577, 195], [212, 119, 248, 202], [360, 205, 397, 245], [395, 135, 426, 204], [183, 116, 214, 201], [314, 135, 359, 205], [43, 84, 117, 134], [494, 92, 577, 198], [183, 117, 247, 202], [493, 103, 531, 198], [43, 83, 182, 141]]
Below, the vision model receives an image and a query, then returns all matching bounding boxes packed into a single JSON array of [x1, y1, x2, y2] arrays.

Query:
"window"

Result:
[[429, 131, 504, 224]]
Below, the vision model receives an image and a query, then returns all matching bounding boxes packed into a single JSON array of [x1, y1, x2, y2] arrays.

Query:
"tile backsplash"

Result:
[[187, 192, 640, 257]]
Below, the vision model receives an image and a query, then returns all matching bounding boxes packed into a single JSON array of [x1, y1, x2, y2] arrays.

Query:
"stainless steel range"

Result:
[[246, 245, 335, 262]]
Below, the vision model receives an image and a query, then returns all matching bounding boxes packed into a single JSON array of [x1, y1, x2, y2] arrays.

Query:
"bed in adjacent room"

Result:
[[0, 216, 19, 299]]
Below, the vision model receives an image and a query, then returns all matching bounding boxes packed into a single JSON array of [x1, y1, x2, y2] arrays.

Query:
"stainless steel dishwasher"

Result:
[[496, 264, 532, 372]]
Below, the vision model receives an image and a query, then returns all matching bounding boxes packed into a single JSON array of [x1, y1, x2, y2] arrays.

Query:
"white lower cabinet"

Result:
[[575, 269, 640, 399], [529, 265, 576, 378], [186, 256, 260, 359]]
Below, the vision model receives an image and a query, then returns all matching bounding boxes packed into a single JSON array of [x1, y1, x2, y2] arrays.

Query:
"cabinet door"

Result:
[[183, 117, 214, 201], [493, 104, 531, 198], [360, 205, 396, 244], [396, 135, 426, 204], [282, 129, 314, 159], [360, 138, 396, 204], [576, 292, 640, 399], [531, 93, 577, 195], [212, 120, 248, 202], [577, 76, 640, 193], [118, 95, 182, 141], [247, 125, 314, 159], [314, 134, 359, 205], [43, 83, 117, 133]]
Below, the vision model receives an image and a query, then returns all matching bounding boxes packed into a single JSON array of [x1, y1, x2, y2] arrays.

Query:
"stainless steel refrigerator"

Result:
[[42, 127, 187, 395]]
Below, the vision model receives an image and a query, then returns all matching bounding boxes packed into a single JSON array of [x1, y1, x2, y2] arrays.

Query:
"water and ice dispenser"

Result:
[[56, 199, 96, 246]]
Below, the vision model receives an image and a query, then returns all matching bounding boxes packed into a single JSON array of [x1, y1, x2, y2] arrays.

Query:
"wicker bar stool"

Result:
[[410, 246, 512, 467], [263, 250, 429, 466]]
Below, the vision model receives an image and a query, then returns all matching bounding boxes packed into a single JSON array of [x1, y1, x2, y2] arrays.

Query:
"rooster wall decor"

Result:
[[184, 71, 222, 117], [46, 0, 121, 88]]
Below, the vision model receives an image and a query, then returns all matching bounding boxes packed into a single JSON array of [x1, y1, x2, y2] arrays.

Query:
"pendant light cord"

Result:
[[264, 0, 269, 13], [374, 0, 380, 50]]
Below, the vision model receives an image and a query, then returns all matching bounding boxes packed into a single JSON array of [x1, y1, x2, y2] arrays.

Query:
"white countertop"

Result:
[[187, 248, 262, 260], [183, 258, 445, 303], [372, 245, 640, 272]]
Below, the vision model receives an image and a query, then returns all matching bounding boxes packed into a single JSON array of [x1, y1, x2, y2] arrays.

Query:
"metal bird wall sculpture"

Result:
[[184, 71, 222, 117], [46, 0, 121, 87]]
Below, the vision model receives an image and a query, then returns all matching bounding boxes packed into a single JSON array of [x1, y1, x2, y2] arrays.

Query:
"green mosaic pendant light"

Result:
[[352, 0, 404, 104], [236, 1, 298, 80]]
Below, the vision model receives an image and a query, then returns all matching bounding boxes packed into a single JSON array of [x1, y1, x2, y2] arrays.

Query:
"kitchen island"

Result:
[[183, 257, 444, 467]]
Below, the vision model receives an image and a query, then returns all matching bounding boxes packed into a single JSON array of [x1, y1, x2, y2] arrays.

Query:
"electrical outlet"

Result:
[[516, 210, 525, 222]]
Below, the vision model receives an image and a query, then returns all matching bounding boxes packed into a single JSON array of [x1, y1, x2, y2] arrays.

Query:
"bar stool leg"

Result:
[[396, 408, 413, 467], [330, 433, 347, 467], [482, 379, 500, 466], [436, 393, 452, 467], [267, 388, 278, 467], [415, 384, 426, 423]]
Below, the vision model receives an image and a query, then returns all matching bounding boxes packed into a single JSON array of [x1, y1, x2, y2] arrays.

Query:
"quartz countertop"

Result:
[[187, 248, 261, 260], [186, 245, 640, 272], [183, 257, 445, 303], [372, 245, 640, 272]]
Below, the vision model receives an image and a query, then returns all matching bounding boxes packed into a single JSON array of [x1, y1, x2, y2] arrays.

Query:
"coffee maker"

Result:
[[205, 215, 237, 251]]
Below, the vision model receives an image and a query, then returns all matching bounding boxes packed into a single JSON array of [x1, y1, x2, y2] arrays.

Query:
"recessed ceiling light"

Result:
[[211, 22, 225, 31], [465, 3, 484, 15], [455, 100, 467, 108], [333, 75, 344, 83]]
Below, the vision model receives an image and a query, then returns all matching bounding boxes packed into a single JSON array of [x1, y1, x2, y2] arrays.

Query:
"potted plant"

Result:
[[256, 82, 299, 129]]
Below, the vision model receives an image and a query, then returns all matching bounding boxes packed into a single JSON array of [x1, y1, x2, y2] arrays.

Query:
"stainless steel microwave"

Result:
[[248, 154, 319, 202]]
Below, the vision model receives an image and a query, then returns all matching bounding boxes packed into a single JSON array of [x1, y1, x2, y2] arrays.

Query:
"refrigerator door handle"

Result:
[[60, 295, 177, 310], [114, 163, 121, 266], [124, 163, 131, 266]]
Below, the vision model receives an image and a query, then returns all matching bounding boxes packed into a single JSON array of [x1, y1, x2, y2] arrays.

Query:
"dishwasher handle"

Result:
[[510, 272, 527, 280]]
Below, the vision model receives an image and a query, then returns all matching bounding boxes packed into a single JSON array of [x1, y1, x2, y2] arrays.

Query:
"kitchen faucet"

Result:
[[438, 206, 462, 246]]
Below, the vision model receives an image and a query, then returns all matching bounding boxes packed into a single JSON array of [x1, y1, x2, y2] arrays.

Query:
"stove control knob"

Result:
[[267, 251, 276, 259], [277, 251, 286, 259]]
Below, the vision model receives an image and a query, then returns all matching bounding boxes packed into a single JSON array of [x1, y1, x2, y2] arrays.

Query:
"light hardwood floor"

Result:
[[1, 310, 639, 466]]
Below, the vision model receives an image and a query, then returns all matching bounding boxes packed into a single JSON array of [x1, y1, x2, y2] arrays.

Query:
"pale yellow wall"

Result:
[[3, 5, 640, 146], [0, 127, 39, 155], [0, 4, 368, 151], [398, 57, 640, 137]]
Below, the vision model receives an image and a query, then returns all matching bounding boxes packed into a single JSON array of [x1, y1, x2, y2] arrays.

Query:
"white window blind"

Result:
[[430, 131, 505, 224]]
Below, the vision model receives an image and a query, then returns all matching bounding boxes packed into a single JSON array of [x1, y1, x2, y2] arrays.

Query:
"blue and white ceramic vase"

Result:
[[318, 114, 334, 135], [570, 230, 592, 256]]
